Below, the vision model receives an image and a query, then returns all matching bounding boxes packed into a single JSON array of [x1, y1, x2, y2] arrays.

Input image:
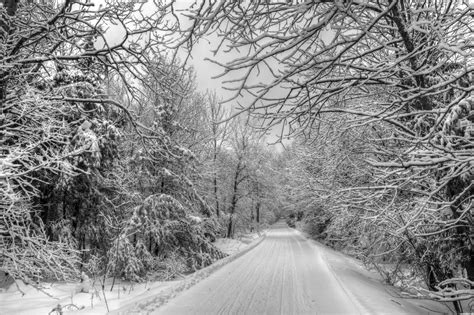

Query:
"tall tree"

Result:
[[0, 0, 190, 283], [183, 0, 474, 305], [207, 93, 231, 217]]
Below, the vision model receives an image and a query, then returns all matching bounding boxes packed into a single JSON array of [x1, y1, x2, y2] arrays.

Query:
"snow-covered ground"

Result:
[[0, 232, 265, 315], [156, 224, 454, 314], [1, 227, 455, 315], [0, 278, 180, 315], [214, 231, 262, 256], [298, 230, 456, 314]]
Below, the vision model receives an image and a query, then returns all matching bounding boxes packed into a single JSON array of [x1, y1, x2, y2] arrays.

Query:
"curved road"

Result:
[[154, 223, 450, 315]]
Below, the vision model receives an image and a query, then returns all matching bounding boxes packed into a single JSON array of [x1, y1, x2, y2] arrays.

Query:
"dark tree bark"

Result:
[[213, 148, 220, 217], [0, 0, 19, 103], [227, 156, 245, 238], [256, 202, 260, 224]]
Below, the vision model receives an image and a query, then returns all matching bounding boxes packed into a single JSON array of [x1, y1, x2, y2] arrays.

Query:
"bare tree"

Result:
[[182, 0, 474, 307], [205, 92, 231, 217], [1, 0, 181, 282]]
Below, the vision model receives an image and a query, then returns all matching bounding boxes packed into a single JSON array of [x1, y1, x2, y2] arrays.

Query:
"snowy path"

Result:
[[155, 224, 450, 315]]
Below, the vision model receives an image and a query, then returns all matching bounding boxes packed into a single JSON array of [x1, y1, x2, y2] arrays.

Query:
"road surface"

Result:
[[155, 223, 450, 314]]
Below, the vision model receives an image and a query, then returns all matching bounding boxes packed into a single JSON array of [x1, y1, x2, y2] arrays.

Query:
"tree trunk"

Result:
[[227, 216, 233, 239], [445, 177, 472, 313], [256, 202, 260, 224], [226, 159, 242, 238], [390, 2, 432, 111], [213, 168, 219, 217], [0, 0, 19, 103]]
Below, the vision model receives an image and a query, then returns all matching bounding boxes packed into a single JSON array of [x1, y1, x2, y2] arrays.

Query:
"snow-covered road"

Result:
[[155, 223, 451, 315]]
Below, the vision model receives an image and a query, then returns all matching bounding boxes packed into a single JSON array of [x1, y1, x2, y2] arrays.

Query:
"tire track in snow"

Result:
[[154, 226, 444, 315], [216, 238, 276, 314], [213, 238, 274, 314], [243, 238, 278, 314], [156, 227, 349, 314]]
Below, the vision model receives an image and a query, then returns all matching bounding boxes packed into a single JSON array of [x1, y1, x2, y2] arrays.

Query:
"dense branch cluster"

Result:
[[0, 0, 281, 287], [2, 0, 472, 310], [184, 0, 474, 307]]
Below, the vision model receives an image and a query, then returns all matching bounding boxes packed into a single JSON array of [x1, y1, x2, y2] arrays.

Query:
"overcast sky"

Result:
[[103, 0, 291, 150], [172, 2, 291, 150]]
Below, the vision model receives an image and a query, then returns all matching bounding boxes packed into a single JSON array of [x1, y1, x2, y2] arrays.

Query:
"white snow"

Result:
[[0, 233, 265, 315], [214, 232, 262, 256], [1, 227, 451, 315], [0, 277, 177, 315], [156, 225, 453, 314]]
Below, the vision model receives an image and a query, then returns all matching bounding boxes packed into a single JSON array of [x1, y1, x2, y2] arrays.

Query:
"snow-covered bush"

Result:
[[0, 188, 79, 283], [106, 194, 226, 281]]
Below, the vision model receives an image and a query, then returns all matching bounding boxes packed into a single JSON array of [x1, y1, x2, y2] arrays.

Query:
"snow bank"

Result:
[[0, 231, 266, 315], [211, 231, 264, 256], [112, 231, 266, 314], [213, 238, 247, 256], [294, 230, 455, 314], [0, 278, 176, 315]]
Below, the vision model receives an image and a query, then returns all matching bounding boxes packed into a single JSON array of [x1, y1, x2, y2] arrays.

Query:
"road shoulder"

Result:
[[295, 229, 454, 314], [111, 231, 267, 314]]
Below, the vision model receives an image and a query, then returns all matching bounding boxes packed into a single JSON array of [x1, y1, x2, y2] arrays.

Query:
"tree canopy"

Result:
[[1, 0, 473, 311], [182, 0, 474, 307]]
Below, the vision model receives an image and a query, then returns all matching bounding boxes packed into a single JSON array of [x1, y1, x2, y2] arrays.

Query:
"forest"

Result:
[[1, 0, 473, 312]]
